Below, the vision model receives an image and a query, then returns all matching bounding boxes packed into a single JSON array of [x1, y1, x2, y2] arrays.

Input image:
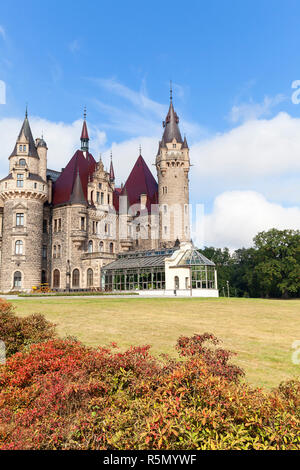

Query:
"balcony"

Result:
[[81, 251, 116, 261]]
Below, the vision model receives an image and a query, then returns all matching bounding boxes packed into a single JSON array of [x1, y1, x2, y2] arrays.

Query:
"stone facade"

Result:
[[0, 97, 191, 292]]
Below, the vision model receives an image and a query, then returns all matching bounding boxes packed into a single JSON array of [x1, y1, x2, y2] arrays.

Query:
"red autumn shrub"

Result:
[[0, 336, 299, 450], [0, 299, 56, 357], [176, 333, 245, 383]]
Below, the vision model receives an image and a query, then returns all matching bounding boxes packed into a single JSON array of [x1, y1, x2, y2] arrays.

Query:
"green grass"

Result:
[[10, 296, 300, 389]]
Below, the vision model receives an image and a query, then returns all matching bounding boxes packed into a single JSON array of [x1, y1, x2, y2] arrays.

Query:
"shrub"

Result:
[[0, 335, 299, 450], [0, 299, 56, 357]]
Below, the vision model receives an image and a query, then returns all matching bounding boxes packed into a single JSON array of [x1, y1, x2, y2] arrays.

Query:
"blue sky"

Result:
[[1, 0, 300, 248]]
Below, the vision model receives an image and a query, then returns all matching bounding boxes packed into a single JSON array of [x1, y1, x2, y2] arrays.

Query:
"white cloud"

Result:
[[0, 117, 106, 177], [190, 112, 300, 204], [228, 94, 286, 123], [203, 190, 300, 249]]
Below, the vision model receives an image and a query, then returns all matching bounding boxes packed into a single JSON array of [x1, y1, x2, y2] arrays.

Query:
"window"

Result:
[[81, 217, 85, 230], [54, 219, 57, 232], [16, 213, 24, 226], [101, 192, 104, 204], [72, 269, 80, 288], [41, 270, 47, 284], [99, 241, 104, 252], [58, 218, 62, 231], [57, 245, 61, 258], [107, 194, 110, 205], [43, 219, 47, 233], [17, 174, 24, 188], [53, 245, 56, 258], [42, 245, 47, 259], [23, 145, 26, 152], [98, 183, 102, 189], [87, 268, 93, 287], [173, 143, 176, 148], [109, 242, 114, 254], [14, 271, 22, 288], [19, 145, 22, 152], [15, 240, 23, 255], [53, 269, 60, 288], [19, 158, 26, 166], [96, 192, 100, 203], [88, 240, 93, 253], [174, 276, 179, 290], [34, 183, 37, 189]]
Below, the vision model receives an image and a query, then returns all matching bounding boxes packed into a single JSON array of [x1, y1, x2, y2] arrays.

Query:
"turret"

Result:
[[36, 135, 48, 182], [156, 86, 190, 246], [0, 110, 48, 292]]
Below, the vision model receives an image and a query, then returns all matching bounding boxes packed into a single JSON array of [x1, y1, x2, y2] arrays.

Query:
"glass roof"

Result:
[[178, 248, 215, 267]]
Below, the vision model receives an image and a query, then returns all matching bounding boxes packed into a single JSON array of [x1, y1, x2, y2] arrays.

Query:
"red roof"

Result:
[[119, 155, 158, 212], [80, 120, 89, 140], [52, 150, 96, 206]]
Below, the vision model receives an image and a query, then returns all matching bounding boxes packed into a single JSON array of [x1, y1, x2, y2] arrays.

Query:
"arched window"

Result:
[[88, 240, 93, 253], [99, 241, 104, 252], [87, 268, 93, 287], [15, 240, 23, 255], [13, 271, 22, 288], [72, 269, 80, 288], [19, 158, 26, 166], [53, 269, 60, 288], [109, 242, 114, 254]]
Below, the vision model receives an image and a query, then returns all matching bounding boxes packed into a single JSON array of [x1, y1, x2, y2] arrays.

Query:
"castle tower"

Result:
[[156, 88, 190, 247], [0, 110, 48, 291]]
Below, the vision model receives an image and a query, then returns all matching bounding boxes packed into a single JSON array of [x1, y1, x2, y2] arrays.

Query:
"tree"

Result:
[[253, 229, 300, 298]]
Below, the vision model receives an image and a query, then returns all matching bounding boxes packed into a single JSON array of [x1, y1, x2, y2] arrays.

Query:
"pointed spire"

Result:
[[161, 87, 183, 144], [109, 151, 115, 182], [182, 134, 188, 149], [69, 168, 86, 205], [10, 108, 39, 158], [80, 107, 89, 151]]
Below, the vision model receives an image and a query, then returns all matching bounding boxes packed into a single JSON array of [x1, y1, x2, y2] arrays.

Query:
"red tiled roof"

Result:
[[81, 120, 89, 140], [52, 150, 96, 206], [120, 155, 158, 212]]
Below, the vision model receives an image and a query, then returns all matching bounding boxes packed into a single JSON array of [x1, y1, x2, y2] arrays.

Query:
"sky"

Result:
[[0, 0, 300, 248]]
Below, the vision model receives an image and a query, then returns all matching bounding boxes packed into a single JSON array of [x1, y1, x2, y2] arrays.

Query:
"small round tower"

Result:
[[0, 110, 48, 292]]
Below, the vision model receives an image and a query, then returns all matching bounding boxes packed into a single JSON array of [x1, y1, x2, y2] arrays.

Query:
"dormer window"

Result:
[[173, 143, 176, 148], [17, 174, 24, 188], [19, 159, 26, 166]]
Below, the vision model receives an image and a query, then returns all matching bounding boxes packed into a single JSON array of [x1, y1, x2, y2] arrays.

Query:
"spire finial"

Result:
[[83, 106, 87, 120], [25, 103, 28, 118], [170, 80, 172, 103], [139, 144, 142, 155], [110, 150, 112, 160]]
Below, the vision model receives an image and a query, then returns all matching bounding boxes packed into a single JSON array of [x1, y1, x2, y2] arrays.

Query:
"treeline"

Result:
[[200, 228, 300, 299]]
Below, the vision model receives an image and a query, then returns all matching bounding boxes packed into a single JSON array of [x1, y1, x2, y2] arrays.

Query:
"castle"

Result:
[[0, 94, 218, 296]]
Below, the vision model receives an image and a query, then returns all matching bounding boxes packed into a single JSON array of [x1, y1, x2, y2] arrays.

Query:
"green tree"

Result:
[[253, 228, 300, 298]]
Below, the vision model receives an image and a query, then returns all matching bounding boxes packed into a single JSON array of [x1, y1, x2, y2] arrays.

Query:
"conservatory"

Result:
[[102, 242, 219, 297]]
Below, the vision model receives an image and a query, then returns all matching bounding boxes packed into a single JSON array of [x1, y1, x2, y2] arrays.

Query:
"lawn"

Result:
[[10, 296, 300, 389]]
